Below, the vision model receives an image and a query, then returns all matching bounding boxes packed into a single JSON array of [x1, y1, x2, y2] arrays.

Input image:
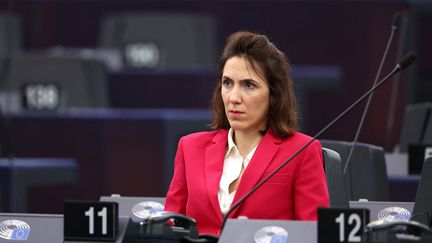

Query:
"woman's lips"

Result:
[[229, 110, 244, 117]]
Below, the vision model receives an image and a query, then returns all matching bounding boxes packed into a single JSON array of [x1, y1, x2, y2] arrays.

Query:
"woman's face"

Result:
[[221, 56, 270, 134]]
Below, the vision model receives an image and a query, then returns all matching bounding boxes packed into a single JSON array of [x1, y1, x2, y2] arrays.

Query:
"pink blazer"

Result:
[[165, 129, 330, 236]]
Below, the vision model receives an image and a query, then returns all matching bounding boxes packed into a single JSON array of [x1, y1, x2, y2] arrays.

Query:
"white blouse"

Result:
[[218, 128, 258, 215]]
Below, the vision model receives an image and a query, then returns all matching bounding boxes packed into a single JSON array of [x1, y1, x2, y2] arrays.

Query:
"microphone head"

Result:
[[398, 52, 416, 70], [392, 12, 403, 30]]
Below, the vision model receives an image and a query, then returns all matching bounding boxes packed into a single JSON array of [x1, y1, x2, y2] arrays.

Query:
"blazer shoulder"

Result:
[[281, 132, 321, 148], [180, 129, 227, 145]]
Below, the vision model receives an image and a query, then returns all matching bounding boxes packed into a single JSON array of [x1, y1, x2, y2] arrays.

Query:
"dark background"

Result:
[[0, 0, 431, 213]]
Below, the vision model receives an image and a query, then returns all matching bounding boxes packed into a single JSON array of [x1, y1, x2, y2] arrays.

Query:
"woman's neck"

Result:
[[233, 130, 264, 158]]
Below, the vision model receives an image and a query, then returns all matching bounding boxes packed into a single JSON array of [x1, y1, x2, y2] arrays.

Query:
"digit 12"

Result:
[[335, 213, 362, 242]]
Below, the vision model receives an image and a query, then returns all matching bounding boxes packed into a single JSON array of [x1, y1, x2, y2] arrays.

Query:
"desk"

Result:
[[4, 108, 210, 213], [108, 70, 216, 109], [0, 158, 78, 213]]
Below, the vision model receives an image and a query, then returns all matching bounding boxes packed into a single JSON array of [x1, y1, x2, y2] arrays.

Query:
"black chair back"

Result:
[[2, 54, 109, 110], [399, 103, 432, 152], [322, 147, 349, 207], [99, 12, 217, 70], [320, 140, 390, 201], [411, 156, 432, 227]]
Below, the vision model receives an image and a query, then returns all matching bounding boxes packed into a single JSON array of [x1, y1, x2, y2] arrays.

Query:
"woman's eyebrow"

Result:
[[222, 75, 257, 82]]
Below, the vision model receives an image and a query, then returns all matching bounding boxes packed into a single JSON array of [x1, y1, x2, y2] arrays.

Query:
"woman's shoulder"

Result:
[[180, 129, 227, 144], [280, 131, 321, 147]]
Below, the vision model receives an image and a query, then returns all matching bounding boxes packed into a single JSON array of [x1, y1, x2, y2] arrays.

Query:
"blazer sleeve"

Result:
[[293, 139, 330, 220], [164, 136, 188, 214]]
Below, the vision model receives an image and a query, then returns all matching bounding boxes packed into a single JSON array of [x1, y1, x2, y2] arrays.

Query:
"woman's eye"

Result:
[[245, 80, 256, 89], [222, 79, 231, 87]]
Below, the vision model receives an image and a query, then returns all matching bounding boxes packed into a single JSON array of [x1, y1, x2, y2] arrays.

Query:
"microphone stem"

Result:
[[385, 13, 408, 151], [221, 65, 400, 231], [343, 26, 397, 176]]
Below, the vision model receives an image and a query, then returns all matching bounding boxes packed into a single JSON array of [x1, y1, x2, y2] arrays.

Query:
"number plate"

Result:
[[21, 83, 61, 110], [64, 201, 118, 241], [318, 207, 369, 243]]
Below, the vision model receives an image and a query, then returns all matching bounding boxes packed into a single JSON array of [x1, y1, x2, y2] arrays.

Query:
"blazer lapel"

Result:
[[230, 131, 281, 216], [204, 129, 228, 223]]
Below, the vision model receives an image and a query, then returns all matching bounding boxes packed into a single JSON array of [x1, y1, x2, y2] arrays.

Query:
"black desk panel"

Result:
[[109, 70, 217, 109], [389, 175, 420, 202], [4, 108, 210, 214], [0, 158, 78, 213]]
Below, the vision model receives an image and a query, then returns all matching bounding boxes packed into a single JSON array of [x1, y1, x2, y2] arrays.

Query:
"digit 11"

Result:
[[84, 207, 108, 235]]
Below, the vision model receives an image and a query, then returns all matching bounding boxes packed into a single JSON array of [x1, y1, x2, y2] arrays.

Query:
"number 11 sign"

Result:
[[64, 201, 118, 241]]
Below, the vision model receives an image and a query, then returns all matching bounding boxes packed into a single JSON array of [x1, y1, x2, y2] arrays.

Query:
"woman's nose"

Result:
[[229, 86, 241, 103]]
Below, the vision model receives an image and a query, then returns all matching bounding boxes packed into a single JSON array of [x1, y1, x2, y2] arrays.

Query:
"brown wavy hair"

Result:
[[210, 31, 297, 138]]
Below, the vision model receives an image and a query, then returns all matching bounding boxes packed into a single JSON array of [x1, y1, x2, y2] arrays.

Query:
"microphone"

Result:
[[385, 10, 409, 151], [392, 12, 403, 32], [220, 52, 416, 231], [397, 52, 415, 70], [343, 11, 403, 177]]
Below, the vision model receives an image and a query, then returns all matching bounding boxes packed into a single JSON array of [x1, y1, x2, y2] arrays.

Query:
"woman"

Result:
[[165, 31, 329, 236]]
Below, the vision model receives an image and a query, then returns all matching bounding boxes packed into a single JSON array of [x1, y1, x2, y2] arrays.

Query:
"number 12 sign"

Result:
[[318, 207, 370, 243], [64, 201, 118, 241]]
